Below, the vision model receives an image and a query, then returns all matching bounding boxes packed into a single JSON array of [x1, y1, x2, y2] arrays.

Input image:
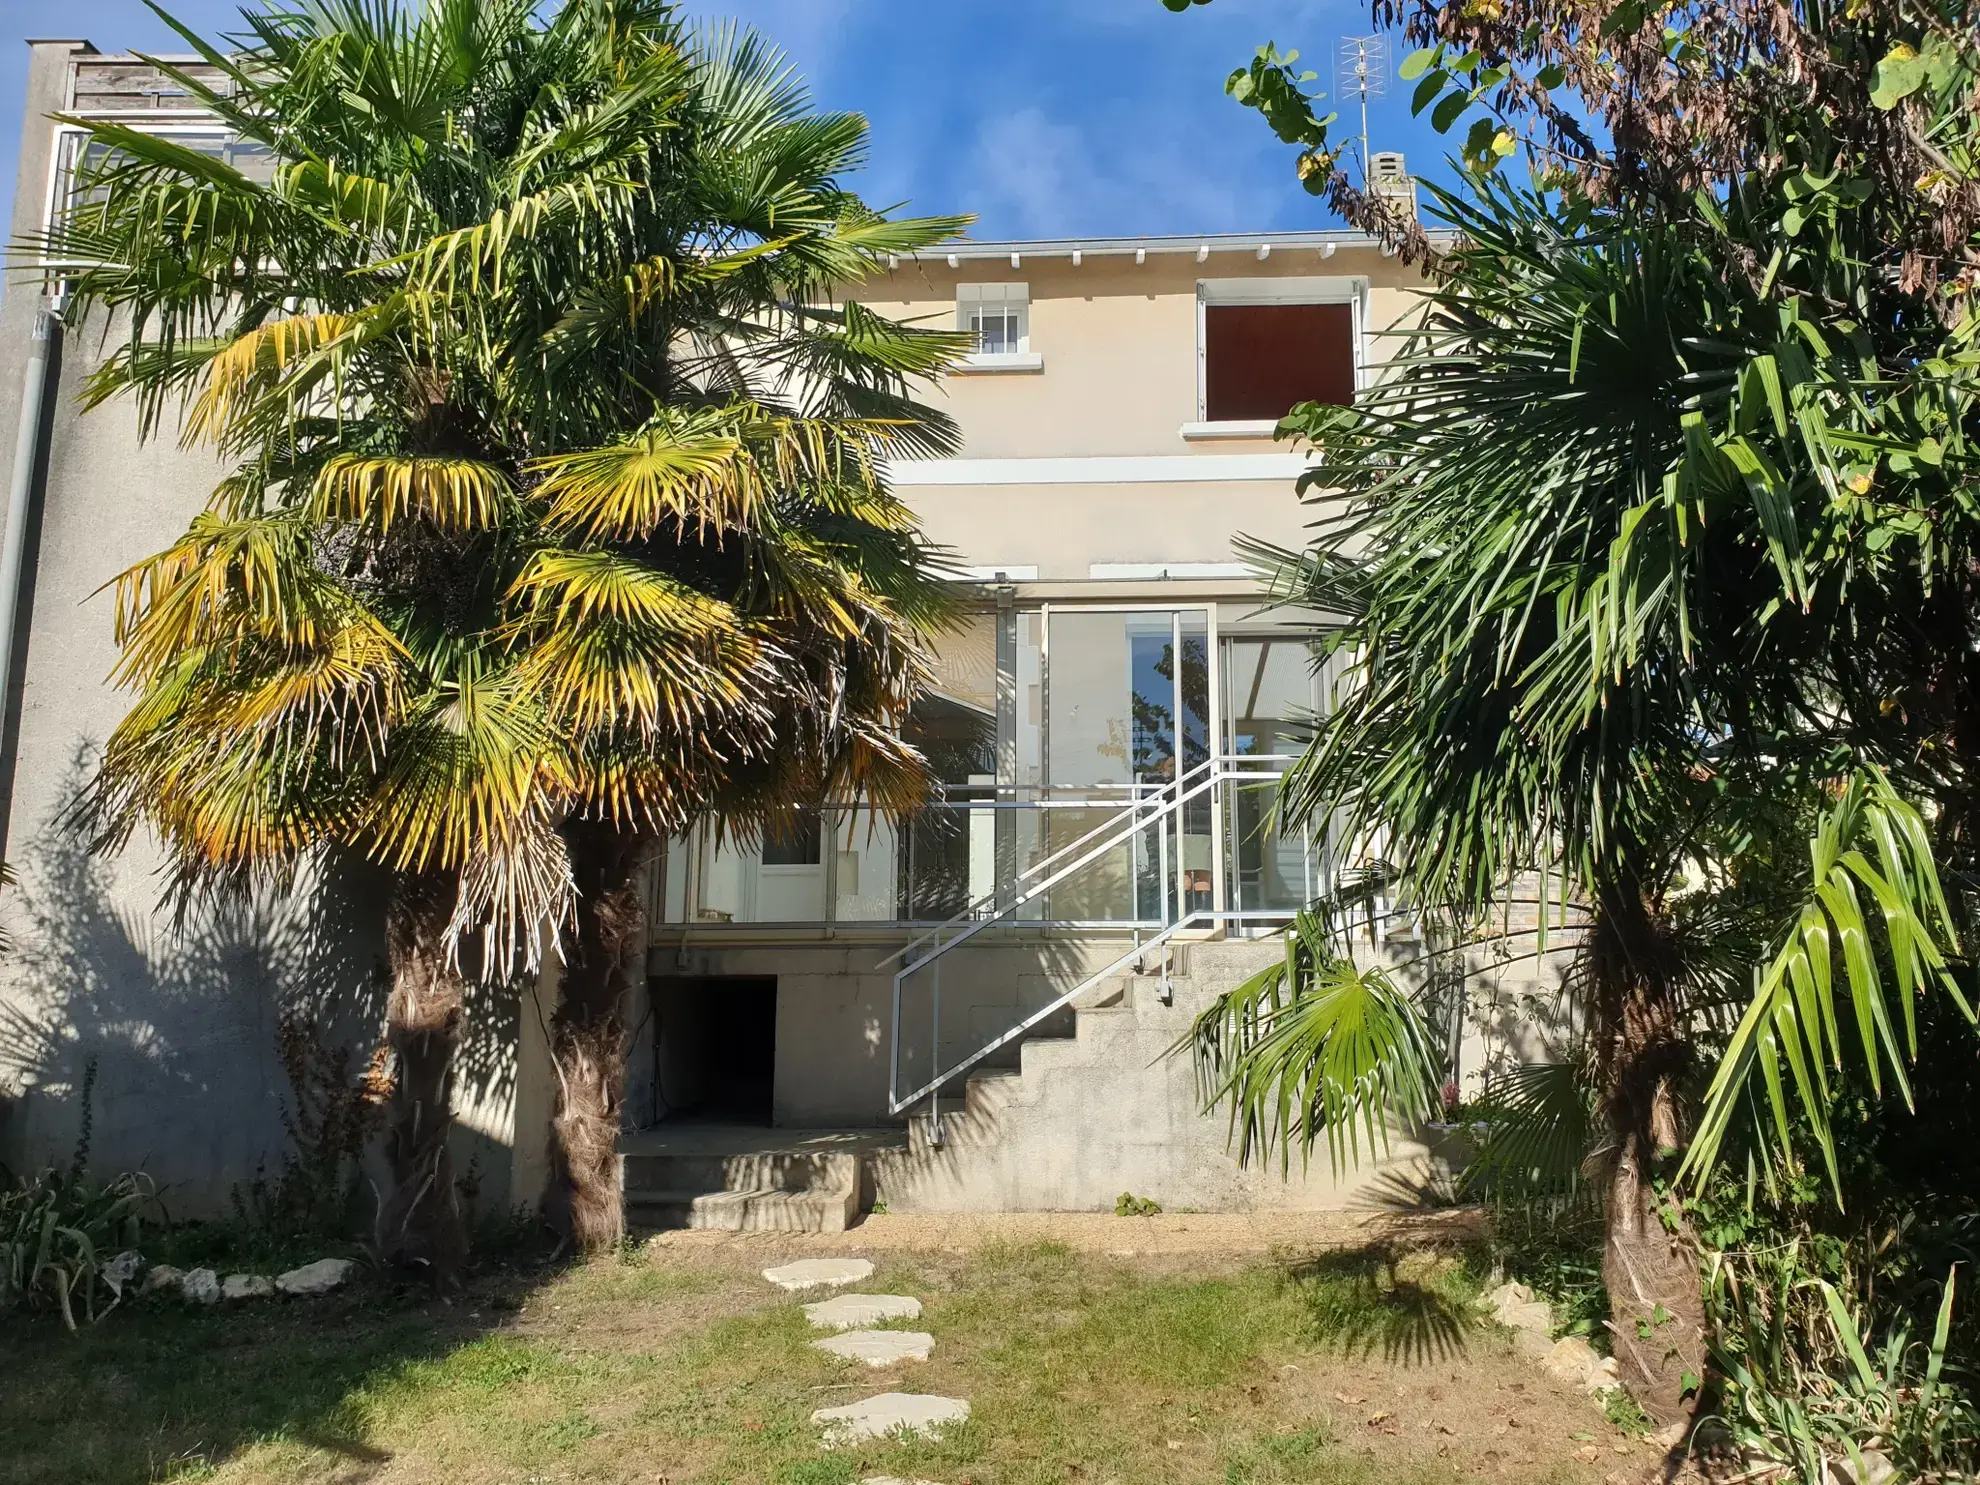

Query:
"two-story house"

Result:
[[0, 40, 1482, 1228]]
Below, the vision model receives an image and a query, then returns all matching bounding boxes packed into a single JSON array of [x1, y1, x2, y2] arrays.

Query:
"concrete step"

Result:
[[622, 1150, 858, 1196], [626, 1185, 857, 1233], [965, 1067, 1022, 1121]]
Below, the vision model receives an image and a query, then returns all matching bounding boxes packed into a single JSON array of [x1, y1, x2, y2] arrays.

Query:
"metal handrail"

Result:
[[877, 752, 1299, 971], [885, 755, 1296, 1113], [886, 907, 1297, 1114], [888, 755, 1283, 980], [875, 755, 1211, 970]]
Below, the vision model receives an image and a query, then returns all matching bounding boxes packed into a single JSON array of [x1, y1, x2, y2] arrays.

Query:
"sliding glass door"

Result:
[[1041, 606, 1213, 924]]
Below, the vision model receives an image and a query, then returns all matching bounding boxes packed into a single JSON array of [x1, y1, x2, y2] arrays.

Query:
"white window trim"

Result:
[[955, 351, 1044, 373], [1193, 275, 1368, 428], [956, 281, 1040, 372], [1179, 419, 1279, 440]]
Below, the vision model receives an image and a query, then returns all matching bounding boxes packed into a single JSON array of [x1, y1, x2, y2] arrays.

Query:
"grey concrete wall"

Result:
[[643, 925, 1574, 1212], [648, 933, 1123, 1128]]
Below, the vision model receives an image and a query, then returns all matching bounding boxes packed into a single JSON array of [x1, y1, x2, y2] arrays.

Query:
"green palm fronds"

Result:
[[1187, 908, 1444, 1176], [1684, 769, 1970, 1197]]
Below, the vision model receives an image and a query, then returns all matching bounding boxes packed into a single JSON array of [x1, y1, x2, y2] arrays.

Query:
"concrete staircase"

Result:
[[621, 1131, 901, 1233], [871, 937, 1448, 1212]]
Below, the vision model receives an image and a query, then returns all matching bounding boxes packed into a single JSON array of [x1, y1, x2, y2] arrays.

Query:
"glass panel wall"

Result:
[[650, 602, 1305, 928], [1222, 634, 1326, 915]]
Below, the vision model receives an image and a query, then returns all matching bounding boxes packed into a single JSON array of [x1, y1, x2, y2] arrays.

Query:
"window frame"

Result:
[[40, 122, 277, 258], [954, 281, 1042, 373], [1190, 276, 1368, 432]]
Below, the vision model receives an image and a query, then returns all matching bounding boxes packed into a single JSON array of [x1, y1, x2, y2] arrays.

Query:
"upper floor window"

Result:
[[46, 125, 278, 233], [1196, 277, 1362, 427], [955, 282, 1041, 372], [761, 808, 823, 866]]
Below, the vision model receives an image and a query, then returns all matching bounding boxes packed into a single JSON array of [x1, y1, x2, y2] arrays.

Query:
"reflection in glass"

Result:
[[1223, 635, 1325, 913]]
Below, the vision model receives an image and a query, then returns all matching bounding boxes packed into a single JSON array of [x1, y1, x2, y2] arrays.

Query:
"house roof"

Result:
[[903, 228, 1457, 265]]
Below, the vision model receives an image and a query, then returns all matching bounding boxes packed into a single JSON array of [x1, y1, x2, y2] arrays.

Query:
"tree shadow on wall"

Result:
[[0, 747, 514, 1215]]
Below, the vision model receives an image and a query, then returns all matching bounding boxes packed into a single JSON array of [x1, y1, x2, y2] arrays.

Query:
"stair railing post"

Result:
[[929, 934, 943, 1145]]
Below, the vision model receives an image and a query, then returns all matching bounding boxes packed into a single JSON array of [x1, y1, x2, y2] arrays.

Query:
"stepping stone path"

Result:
[[803, 1293, 922, 1331], [812, 1392, 970, 1447], [814, 1330, 935, 1367], [763, 1259, 967, 1451], [762, 1258, 874, 1291]]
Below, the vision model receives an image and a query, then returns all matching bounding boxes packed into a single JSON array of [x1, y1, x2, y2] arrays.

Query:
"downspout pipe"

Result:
[[0, 299, 64, 848]]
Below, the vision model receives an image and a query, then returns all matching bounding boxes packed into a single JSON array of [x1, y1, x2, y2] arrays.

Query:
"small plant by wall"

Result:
[[229, 1013, 391, 1242], [0, 1059, 160, 1329]]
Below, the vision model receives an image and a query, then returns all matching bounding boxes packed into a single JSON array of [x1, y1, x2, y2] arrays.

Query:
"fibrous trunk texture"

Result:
[[548, 821, 648, 1252], [376, 869, 468, 1283], [1590, 879, 1707, 1428]]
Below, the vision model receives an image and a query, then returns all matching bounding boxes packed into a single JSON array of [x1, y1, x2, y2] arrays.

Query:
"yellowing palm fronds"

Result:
[[109, 515, 341, 681], [515, 618, 768, 741], [508, 549, 733, 631], [528, 419, 752, 539], [184, 303, 406, 451], [310, 454, 511, 532], [358, 663, 571, 876]]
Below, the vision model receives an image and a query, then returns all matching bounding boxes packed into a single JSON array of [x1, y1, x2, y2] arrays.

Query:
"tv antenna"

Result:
[[1337, 35, 1389, 184]]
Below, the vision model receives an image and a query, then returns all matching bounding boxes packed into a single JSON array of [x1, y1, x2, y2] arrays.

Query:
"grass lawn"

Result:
[[0, 1237, 1653, 1485]]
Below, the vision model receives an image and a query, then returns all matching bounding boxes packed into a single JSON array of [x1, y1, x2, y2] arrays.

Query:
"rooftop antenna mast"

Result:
[[1337, 35, 1389, 185]]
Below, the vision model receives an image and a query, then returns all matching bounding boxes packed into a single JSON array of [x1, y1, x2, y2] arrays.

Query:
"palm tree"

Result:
[[1188, 181, 1969, 1422], [42, 0, 965, 1270]]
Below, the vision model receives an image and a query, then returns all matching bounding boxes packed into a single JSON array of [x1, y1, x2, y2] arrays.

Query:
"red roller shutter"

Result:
[[1204, 301, 1356, 421]]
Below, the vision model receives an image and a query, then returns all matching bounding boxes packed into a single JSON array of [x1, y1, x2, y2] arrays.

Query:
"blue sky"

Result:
[[2, 0, 1458, 247]]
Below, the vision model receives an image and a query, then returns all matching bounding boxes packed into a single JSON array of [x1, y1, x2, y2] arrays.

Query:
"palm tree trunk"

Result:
[[548, 821, 648, 1252], [1588, 880, 1707, 1427], [376, 869, 468, 1282]]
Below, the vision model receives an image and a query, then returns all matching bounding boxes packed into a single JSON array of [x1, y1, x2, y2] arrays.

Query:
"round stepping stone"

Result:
[[813, 1330, 935, 1367], [763, 1257, 874, 1292], [804, 1293, 923, 1331], [811, 1392, 970, 1447]]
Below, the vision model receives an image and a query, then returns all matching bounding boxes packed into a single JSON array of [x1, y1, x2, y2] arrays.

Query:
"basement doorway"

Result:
[[649, 976, 778, 1125]]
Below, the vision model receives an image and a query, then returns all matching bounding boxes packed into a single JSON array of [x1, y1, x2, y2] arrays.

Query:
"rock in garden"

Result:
[[221, 1273, 275, 1301], [811, 1392, 969, 1446], [1541, 1335, 1603, 1386], [763, 1257, 874, 1291], [275, 1258, 355, 1297], [1583, 1355, 1621, 1393], [804, 1293, 922, 1330], [1831, 1448, 1897, 1485], [100, 1250, 143, 1294], [812, 1330, 935, 1367], [179, 1268, 221, 1305], [139, 1264, 183, 1297], [1486, 1280, 1553, 1334]]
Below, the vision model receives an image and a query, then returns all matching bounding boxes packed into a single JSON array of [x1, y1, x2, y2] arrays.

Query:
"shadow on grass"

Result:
[[1283, 1242, 1481, 1367], [0, 1251, 559, 1485]]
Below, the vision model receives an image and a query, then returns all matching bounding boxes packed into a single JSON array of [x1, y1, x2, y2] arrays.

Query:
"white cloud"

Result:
[[966, 103, 1249, 239], [967, 107, 1081, 238]]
